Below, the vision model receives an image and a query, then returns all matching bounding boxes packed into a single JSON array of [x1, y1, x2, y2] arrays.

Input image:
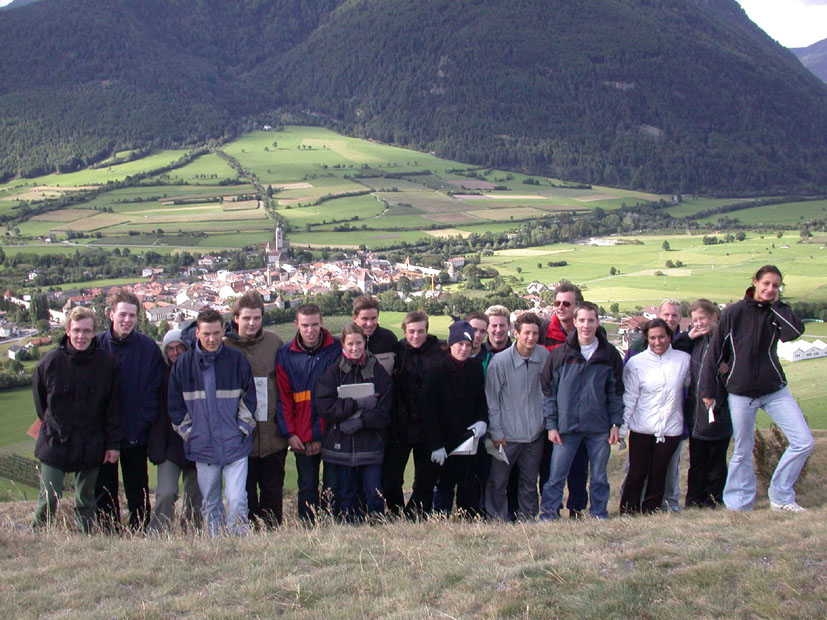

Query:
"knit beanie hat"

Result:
[[448, 320, 474, 347], [162, 328, 187, 356]]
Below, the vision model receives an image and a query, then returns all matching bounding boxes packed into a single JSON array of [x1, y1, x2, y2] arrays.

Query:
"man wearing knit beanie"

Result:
[[419, 320, 488, 516]]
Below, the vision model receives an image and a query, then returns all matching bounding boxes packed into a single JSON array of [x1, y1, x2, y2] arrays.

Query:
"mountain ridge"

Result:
[[1, 0, 826, 194]]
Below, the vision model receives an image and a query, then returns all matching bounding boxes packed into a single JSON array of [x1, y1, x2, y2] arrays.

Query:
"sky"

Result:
[[0, 0, 824, 48]]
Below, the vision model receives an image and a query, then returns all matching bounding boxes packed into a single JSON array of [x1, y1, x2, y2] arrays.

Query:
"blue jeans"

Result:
[[724, 387, 813, 510], [295, 452, 338, 522], [196, 457, 248, 537], [337, 464, 383, 521], [540, 432, 611, 520]]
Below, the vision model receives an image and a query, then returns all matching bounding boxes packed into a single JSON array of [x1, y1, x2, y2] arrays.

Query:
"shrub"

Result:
[[753, 421, 809, 488]]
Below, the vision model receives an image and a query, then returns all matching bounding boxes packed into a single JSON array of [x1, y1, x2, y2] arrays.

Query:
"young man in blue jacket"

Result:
[[95, 290, 163, 532], [168, 308, 257, 537]]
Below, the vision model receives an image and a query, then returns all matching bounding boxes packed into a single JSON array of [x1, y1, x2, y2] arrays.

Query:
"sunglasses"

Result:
[[553, 300, 572, 308]]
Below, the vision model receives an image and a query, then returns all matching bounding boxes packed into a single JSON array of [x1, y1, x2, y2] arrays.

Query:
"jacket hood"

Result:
[[59, 333, 99, 360], [223, 319, 263, 347]]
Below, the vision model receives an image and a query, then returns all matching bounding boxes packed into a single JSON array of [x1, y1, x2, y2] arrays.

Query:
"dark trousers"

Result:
[[294, 452, 337, 522], [620, 431, 681, 514], [432, 455, 480, 517], [247, 450, 287, 528], [95, 444, 150, 532], [338, 464, 384, 521], [381, 437, 432, 518], [539, 439, 589, 513], [686, 436, 730, 508]]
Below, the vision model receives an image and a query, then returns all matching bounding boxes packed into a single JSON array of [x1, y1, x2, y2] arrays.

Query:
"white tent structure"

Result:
[[777, 339, 827, 362]]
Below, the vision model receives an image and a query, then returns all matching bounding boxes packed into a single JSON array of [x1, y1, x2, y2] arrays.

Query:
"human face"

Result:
[[468, 318, 488, 352], [196, 320, 223, 352], [487, 315, 510, 348], [658, 303, 682, 334], [574, 309, 598, 345], [236, 307, 263, 340], [450, 340, 472, 362], [515, 322, 539, 355], [753, 272, 782, 303], [554, 291, 577, 327], [67, 318, 95, 351], [342, 333, 366, 360], [404, 320, 428, 349], [353, 308, 379, 337], [690, 309, 716, 336], [165, 341, 187, 364], [109, 302, 138, 339], [294, 312, 322, 348], [647, 326, 670, 356]]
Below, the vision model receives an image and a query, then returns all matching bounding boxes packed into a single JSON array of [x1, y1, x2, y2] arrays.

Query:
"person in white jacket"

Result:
[[619, 319, 690, 514]]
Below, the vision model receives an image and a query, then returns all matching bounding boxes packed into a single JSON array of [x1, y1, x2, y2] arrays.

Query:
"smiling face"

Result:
[[487, 315, 510, 349], [342, 332, 366, 360], [109, 302, 138, 339], [658, 303, 682, 334], [196, 320, 224, 353], [236, 307, 263, 340], [753, 272, 782, 303], [165, 341, 187, 364], [574, 308, 598, 345], [294, 312, 322, 348], [647, 326, 670, 356], [514, 322, 539, 356], [68, 318, 95, 351], [404, 320, 428, 349], [353, 308, 379, 337], [690, 309, 716, 335]]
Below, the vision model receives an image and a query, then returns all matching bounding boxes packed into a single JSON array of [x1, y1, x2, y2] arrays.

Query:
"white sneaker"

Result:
[[770, 501, 806, 513]]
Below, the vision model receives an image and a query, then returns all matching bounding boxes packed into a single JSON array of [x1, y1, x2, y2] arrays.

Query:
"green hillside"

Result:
[[0, 0, 825, 193]]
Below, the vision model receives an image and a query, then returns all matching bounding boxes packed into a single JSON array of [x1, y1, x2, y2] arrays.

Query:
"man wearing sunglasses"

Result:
[[539, 282, 589, 518]]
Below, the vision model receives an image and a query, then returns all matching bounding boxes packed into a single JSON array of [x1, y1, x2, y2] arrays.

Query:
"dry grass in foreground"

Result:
[[1, 431, 826, 620]]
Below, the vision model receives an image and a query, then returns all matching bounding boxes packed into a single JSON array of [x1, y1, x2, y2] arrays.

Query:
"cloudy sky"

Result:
[[0, 0, 824, 48]]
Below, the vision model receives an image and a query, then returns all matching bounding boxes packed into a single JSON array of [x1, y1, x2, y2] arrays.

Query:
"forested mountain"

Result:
[[1, 0, 826, 194], [792, 39, 827, 84]]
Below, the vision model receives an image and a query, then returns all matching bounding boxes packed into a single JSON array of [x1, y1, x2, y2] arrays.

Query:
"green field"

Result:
[[697, 199, 827, 226], [159, 153, 238, 185]]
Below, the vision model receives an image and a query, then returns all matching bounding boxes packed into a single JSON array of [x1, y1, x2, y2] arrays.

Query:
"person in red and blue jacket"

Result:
[[275, 303, 341, 522]]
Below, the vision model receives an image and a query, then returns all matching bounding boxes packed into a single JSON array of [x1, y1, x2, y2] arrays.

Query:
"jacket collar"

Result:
[[507, 341, 545, 367], [288, 328, 336, 354], [564, 327, 611, 361]]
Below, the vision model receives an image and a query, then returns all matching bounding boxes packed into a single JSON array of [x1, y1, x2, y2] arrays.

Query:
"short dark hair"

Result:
[[296, 303, 322, 318], [401, 310, 428, 330], [341, 322, 367, 342], [108, 290, 140, 313], [352, 295, 380, 316], [464, 311, 488, 326], [689, 298, 718, 319], [514, 312, 542, 333], [754, 264, 782, 282], [574, 301, 600, 320], [233, 290, 264, 317], [196, 308, 223, 326], [554, 282, 583, 304], [642, 318, 673, 340]]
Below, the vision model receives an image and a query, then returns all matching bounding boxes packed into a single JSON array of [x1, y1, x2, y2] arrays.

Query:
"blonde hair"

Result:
[[65, 306, 97, 331]]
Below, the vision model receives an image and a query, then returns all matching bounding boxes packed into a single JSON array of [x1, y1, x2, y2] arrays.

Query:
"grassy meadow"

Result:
[[1, 431, 826, 619]]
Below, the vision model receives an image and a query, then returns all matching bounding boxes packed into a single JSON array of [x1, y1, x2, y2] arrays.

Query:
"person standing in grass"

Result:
[[421, 320, 488, 517], [382, 310, 446, 518], [168, 308, 257, 537], [32, 306, 122, 533], [700, 265, 813, 512], [485, 312, 549, 521], [538, 282, 590, 520], [673, 299, 732, 508], [540, 302, 623, 521], [317, 323, 392, 522], [95, 290, 163, 533], [223, 291, 286, 528], [620, 318, 690, 514], [147, 329, 202, 533], [275, 303, 341, 522]]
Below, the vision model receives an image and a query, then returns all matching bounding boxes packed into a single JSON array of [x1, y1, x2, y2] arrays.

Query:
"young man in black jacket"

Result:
[[32, 307, 122, 533], [352, 295, 397, 376]]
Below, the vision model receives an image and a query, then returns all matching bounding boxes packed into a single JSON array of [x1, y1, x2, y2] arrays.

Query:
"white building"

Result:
[[777, 339, 827, 362]]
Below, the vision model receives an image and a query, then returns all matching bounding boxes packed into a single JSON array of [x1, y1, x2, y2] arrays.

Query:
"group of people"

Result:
[[31, 264, 814, 536]]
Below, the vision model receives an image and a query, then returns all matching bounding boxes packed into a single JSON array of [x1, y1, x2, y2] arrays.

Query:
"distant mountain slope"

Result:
[[792, 38, 827, 83], [1, 0, 826, 194]]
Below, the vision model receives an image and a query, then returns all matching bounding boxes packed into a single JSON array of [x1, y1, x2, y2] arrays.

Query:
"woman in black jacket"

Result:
[[317, 323, 392, 521], [700, 265, 813, 512]]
